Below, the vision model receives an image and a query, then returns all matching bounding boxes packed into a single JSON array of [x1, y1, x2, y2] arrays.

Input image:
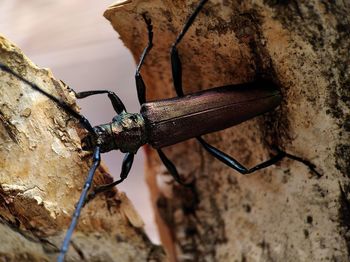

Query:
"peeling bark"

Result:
[[105, 1, 350, 261], [0, 36, 165, 261]]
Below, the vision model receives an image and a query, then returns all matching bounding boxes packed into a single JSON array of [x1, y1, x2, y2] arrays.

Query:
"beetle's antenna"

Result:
[[0, 63, 95, 134], [58, 146, 101, 262]]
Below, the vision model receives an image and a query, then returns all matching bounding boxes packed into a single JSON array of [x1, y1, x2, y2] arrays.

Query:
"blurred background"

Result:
[[0, 0, 159, 243]]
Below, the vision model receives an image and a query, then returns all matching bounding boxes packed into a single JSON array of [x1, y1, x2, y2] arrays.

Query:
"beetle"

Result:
[[0, 0, 321, 260]]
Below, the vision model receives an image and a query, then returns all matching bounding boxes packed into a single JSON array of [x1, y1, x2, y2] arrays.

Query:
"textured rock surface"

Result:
[[0, 36, 165, 261], [105, 1, 350, 261]]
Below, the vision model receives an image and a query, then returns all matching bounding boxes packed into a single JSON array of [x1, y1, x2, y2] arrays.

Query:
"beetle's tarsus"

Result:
[[283, 151, 322, 178]]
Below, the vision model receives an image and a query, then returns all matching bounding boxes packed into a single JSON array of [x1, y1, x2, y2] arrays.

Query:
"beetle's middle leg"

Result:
[[154, 0, 210, 185], [133, 13, 190, 185]]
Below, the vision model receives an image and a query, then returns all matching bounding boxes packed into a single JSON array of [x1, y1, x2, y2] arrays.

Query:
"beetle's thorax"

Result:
[[82, 111, 146, 153]]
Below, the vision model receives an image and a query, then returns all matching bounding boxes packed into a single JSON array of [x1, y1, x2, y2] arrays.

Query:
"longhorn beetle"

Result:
[[0, 0, 321, 261]]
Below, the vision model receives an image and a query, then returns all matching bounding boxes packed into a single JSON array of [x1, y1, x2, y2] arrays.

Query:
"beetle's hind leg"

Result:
[[197, 137, 322, 177], [157, 149, 193, 186], [282, 149, 321, 177]]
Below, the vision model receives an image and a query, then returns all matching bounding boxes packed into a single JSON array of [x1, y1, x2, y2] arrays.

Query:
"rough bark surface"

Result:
[[105, 1, 350, 261], [0, 36, 165, 261]]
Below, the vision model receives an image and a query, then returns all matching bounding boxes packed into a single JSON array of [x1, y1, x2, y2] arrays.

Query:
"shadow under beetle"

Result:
[[0, 0, 321, 260]]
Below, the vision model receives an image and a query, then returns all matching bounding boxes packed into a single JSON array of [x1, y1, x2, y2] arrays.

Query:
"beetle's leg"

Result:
[[158, 149, 191, 186], [58, 146, 101, 262], [158, 0, 209, 184], [135, 13, 154, 105], [134, 15, 186, 184], [197, 137, 322, 177], [171, 0, 209, 97], [84, 153, 135, 203], [282, 150, 321, 177], [0, 63, 96, 134], [74, 90, 126, 114]]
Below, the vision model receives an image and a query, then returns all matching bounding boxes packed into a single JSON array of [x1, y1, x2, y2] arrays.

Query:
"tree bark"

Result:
[[0, 36, 165, 261], [105, 1, 350, 261]]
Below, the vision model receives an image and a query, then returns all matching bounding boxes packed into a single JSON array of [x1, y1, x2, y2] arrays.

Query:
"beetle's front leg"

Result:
[[74, 89, 126, 114], [84, 152, 135, 204]]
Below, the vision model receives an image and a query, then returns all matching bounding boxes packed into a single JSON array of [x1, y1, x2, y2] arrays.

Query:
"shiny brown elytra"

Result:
[[142, 80, 281, 149]]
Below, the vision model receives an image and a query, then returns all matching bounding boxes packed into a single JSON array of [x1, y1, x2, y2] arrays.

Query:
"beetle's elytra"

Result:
[[142, 81, 281, 148]]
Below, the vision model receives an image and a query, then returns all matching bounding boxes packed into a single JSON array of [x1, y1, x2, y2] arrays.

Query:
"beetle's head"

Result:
[[81, 125, 116, 153]]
